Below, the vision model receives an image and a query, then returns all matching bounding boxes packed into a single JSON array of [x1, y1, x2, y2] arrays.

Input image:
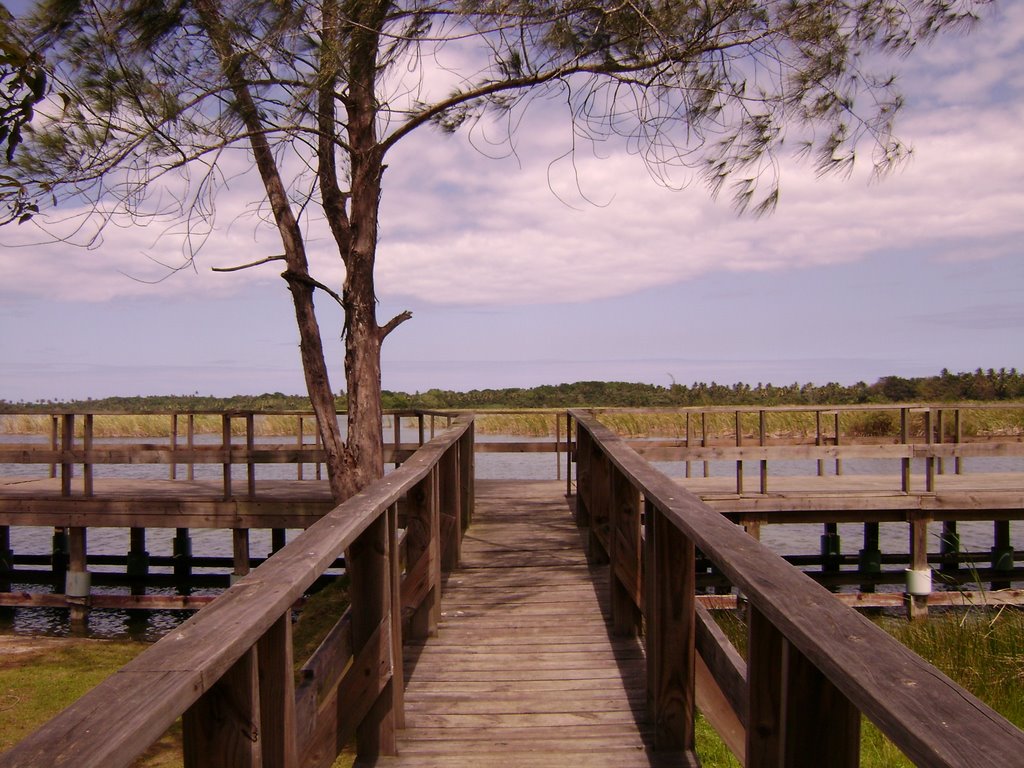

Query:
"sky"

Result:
[[2, 4, 1023, 402]]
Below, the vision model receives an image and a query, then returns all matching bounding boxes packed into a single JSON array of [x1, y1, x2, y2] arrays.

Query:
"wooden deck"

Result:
[[362, 480, 694, 767]]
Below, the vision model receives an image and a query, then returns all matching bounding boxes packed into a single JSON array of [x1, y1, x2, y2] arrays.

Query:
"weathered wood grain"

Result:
[[360, 480, 696, 767]]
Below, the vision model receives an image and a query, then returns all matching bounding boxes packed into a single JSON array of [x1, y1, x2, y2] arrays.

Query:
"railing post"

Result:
[[439, 443, 462, 572], [222, 414, 233, 500], [246, 412, 256, 497], [816, 410, 824, 477], [735, 410, 744, 494], [565, 411, 574, 496], [459, 422, 474, 531], [170, 413, 179, 480], [747, 605, 784, 767], [643, 500, 695, 752], [609, 466, 642, 637], [61, 413, 74, 496], [954, 407, 963, 474], [585, 433, 612, 564], [83, 414, 94, 497], [393, 413, 402, 468], [347, 512, 397, 758], [187, 414, 196, 481], [388, 502, 405, 729], [747, 607, 860, 767], [925, 408, 935, 493], [184, 646, 262, 767], [406, 467, 441, 639], [257, 614, 298, 768], [701, 411, 709, 478], [900, 407, 911, 493], [555, 413, 561, 481], [49, 414, 58, 478], [833, 411, 843, 476], [759, 409, 768, 494], [574, 423, 591, 528]]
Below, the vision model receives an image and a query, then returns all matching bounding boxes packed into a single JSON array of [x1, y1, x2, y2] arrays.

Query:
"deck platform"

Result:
[[362, 480, 695, 767]]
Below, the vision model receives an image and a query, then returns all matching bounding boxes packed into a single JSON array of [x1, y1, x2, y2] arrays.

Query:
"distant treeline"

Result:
[[3, 368, 1023, 413]]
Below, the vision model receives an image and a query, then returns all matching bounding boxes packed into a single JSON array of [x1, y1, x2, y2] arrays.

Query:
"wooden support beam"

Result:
[[233, 529, 251, 582], [747, 606, 860, 767], [257, 614, 298, 768], [609, 466, 642, 636], [61, 414, 74, 497], [992, 520, 1013, 591], [459, 425, 475, 531], [735, 410, 744, 494], [0, 525, 12, 593], [183, 646, 261, 768], [781, 640, 860, 767], [644, 500, 696, 752], [747, 605, 784, 768], [439, 446, 461, 572], [67, 526, 89, 626], [387, 503, 405, 730], [246, 413, 256, 497], [127, 527, 149, 597], [405, 469, 440, 640], [907, 516, 930, 621], [347, 513, 397, 758]]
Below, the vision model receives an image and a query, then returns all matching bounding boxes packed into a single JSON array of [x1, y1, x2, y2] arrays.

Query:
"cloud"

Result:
[[2, 8, 1021, 312]]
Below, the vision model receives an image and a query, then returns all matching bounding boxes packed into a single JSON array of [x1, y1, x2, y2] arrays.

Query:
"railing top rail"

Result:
[[0, 415, 473, 767], [570, 409, 1024, 766]]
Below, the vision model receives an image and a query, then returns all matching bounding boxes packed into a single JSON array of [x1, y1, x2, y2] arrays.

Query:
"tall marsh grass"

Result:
[[698, 608, 1024, 767], [2, 406, 1022, 441], [0, 413, 314, 438]]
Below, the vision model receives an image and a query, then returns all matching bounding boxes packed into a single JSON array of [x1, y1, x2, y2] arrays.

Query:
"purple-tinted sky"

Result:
[[2, 4, 1022, 401]]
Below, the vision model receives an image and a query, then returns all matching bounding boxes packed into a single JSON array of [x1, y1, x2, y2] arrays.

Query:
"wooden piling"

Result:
[[992, 520, 1013, 591], [127, 527, 149, 596], [67, 526, 89, 627], [907, 516, 930, 621], [0, 525, 12, 593]]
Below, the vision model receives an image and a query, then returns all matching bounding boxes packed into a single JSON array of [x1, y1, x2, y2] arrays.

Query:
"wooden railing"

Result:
[[0, 415, 475, 768], [571, 409, 1024, 767], [581, 403, 1024, 492], [0, 408, 458, 484]]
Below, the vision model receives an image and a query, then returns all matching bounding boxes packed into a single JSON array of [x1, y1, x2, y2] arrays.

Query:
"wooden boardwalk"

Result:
[[362, 480, 693, 767]]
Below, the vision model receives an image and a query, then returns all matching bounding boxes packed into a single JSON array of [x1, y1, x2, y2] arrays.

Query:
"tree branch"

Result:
[[211, 254, 286, 273], [379, 310, 413, 340], [280, 269, 345, 309]]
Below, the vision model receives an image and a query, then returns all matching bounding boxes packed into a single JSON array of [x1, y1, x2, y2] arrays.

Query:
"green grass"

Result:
[[0, 636, 181, 766], [695, 607, 1024, 767]]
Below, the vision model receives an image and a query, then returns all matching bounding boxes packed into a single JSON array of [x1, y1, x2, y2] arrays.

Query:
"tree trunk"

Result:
[[197, 0, 355, 501]]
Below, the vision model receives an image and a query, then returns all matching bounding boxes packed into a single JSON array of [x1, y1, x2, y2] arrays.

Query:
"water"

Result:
[[1, 433, 1021, 639]]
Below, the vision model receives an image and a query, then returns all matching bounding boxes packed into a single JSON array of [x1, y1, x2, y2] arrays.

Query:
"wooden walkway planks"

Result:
[[360, 480, 694, 767]]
